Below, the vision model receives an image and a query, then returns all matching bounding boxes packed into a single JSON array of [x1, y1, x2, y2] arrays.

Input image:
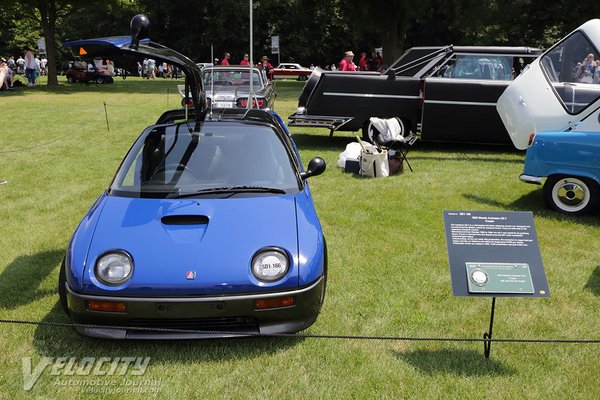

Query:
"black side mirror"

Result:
[[130, 14, 151, 50], [300, 157, 326, 180]]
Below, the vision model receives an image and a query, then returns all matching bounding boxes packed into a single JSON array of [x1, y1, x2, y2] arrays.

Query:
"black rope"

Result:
[[2, 318, 600, 344]]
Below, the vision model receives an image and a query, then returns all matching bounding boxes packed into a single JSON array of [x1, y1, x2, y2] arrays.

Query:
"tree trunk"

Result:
[[39, 1, 59, 86], [381, 17, 403, 66]]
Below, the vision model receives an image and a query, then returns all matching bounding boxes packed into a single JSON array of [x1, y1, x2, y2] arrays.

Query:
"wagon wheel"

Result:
[[362, 117, 407, 142], [543, 175, 599, 215]]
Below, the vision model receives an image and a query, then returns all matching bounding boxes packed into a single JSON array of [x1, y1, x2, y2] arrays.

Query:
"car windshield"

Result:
[[202, 70, 263, 88], [110, 122, 300, 198]]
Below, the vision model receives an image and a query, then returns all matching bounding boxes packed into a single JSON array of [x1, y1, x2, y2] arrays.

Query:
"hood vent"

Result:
[[161, 215, 209, 225]]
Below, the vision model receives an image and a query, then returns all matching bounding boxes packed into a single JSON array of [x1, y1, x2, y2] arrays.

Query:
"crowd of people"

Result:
[[2, 46, 387, 90], [211, 49, 385, 80], [215, 52, 275, 79], [138, 58, 180, 79], [1, 47, 48, 90]]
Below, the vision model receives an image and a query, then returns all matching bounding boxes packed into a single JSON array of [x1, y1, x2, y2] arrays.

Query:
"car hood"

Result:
[[81, 195, 299, 296]]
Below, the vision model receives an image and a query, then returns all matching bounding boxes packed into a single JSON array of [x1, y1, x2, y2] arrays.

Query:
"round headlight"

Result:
[[95, 251, 133, 285], [252, 249, 289, 282]]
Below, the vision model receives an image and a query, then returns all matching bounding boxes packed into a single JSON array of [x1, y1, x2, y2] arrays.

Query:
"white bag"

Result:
[[337, 141, 371, 168], [360, 146, 389, 178]]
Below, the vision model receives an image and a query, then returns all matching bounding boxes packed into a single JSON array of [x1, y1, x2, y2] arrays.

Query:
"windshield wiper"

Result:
[[167, 186, 286, 199]]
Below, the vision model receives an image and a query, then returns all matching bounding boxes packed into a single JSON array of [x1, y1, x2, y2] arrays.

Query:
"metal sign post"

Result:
[[272, 36, 280, 65]]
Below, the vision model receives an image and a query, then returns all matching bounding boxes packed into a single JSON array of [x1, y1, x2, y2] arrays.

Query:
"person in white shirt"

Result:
[[23, 47, 38, 87]]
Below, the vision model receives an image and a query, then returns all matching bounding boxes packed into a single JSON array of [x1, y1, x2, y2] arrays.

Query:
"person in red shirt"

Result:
[[338, 51, 357, 72], [240, 53, 250, 66], [258, 56, 274, 79], [358, 52, 368, 71], [220, 52, 230, 66]]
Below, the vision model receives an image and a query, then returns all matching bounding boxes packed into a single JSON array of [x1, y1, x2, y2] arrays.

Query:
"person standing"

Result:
[[358, 52, 368, 71], [240, 54, 250, 66], [16, 55, 24, 74], [338, 51, 356, 72], [147, 58, 156, 79], [258, 56, 273, 80], [23, 47, 37, 87], [220, 52, 231, 66], [137, 61, 142, 77]]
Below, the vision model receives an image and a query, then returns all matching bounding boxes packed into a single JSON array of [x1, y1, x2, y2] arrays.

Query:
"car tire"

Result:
[[298, 75, 308, 81], [67, 76, 76, 83], [104, 76, 113, 84], [362, 117, 406, 142], [543, 175, 599, 215], [58, 258, 69, 316], [95, 76, 104, 84]]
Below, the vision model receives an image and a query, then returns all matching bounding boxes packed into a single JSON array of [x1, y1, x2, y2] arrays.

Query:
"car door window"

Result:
[[540, 31, 600, 114], [432, 54, 513, 80]]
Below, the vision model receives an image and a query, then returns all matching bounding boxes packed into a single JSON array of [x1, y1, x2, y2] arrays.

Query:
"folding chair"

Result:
[[367, 117, 419, 172]]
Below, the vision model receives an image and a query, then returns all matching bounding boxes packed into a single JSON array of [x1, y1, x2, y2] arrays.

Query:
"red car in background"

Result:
[[66, 60, 113, 84]]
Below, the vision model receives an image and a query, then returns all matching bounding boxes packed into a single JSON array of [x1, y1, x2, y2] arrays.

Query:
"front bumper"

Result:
[[66, 277, 324, 339]]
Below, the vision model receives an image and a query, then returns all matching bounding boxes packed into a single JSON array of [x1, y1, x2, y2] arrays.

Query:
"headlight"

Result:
[[95, 251, 133, 285], [252, 248, 289, 282]]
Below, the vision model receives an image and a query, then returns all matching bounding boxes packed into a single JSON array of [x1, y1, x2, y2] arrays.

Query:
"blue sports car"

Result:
[[59, 16, 327, 339]]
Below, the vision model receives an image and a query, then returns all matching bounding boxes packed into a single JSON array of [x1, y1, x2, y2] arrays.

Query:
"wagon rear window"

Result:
[[540, 31, 600, 114]]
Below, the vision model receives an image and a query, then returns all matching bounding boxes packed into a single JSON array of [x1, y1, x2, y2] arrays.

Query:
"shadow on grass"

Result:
[[32, 302, 304, 363], [393, 348, 516, 376], [291, 132, 358, 151], [463, 192, 600, 226], [0, 249, 64, 309], [0, 78, 181, 97], [462, 191, 545, 212], [584, 266, 600, 296]]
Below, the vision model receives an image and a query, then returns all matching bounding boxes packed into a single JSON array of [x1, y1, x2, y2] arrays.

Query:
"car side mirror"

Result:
[[300, 157, 326, 180], [130, 14, 150, 50]]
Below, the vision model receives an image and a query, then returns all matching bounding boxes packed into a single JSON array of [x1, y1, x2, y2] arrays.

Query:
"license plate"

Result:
[[214, 101, 234, 108]]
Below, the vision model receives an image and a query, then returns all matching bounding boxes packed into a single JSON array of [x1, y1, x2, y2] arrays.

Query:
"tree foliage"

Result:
[[2, 0, 600, 85]]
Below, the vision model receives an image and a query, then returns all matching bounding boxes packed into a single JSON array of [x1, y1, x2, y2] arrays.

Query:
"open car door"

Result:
[[497, 19, 600, 149], [62, 15, 205, 117]]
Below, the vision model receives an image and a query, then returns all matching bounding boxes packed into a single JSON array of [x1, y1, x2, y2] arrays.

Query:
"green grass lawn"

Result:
[[1, 76, 600, 399]]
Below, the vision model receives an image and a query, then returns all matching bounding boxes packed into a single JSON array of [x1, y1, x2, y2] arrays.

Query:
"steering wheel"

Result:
[[151, 163, 199, 180]]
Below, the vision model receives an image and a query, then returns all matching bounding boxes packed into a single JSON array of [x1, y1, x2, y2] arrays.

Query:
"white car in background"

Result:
[[272, 63, 313, 81]]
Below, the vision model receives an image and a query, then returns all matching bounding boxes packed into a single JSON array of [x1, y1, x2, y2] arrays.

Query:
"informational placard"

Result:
[[271, 36, 279, 54], [443, 210, 550, 297]]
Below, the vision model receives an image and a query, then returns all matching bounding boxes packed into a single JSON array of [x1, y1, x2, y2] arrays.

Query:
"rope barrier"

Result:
[[2, 318, 600, 344]]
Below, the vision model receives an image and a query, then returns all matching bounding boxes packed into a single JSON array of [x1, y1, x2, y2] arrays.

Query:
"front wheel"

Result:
[[297, 75, 308, 81], [95, 76, 104, 84], [543, 175, 599, 215]]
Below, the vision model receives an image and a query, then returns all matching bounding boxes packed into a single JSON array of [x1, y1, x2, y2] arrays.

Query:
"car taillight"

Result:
[[238, 98, 266, 108], [528, 132, 536, 147]]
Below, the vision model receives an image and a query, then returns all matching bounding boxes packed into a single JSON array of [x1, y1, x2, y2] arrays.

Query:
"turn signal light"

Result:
[[86, 300, 127, 313], [255, 296, 296, 310]]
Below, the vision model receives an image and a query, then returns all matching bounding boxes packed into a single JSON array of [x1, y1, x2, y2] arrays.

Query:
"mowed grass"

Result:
[[1, 76, 600, 399]]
